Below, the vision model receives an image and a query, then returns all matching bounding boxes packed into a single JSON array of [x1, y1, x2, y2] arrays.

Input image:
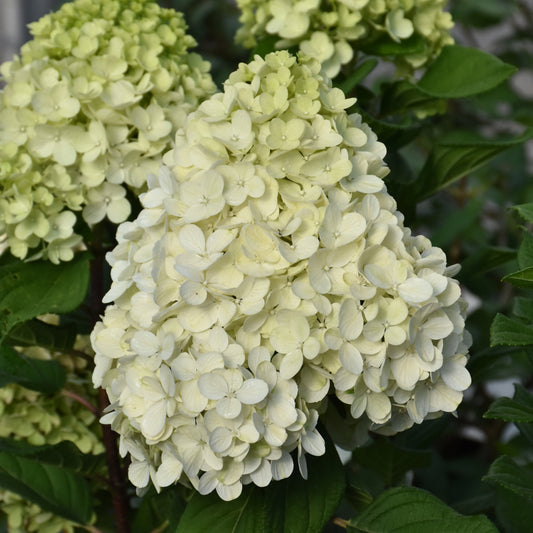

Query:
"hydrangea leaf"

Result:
[[491, 314, 533, 347], [352, 439, 431, 486], [348, 486, 498, 533], [502, 267, 533, 289], [359, 33, 425, 57], [417, 45, 517, 98], [484, 384, 533, 423], [5, 319, 77, 353], [175, 439, 344, 533], [483, 456, 533, 502], [512, 203, 533, 223], [517, 232, 533, 269], [0, 440, 93, 525], [380, 79, 423, 113], [132, 487, 186, 533], [513, 297, 533, 322], [0, 343, 65, 393], [414, 128, 533, 200], [0, 253, 90, 343]]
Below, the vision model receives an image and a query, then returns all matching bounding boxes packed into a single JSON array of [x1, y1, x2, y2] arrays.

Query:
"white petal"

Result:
[[130, 331, 159, 357], [339, 299, 363, 340], [209, 427, 234, 453], [279, 350, 304, 379], [216, 397, 242, 419], [250, 461, 273, 487], [180, 281, 207, 305], [237, 379, 269, 404], [366, 393, 391, 424], [339, 342, 363, 375], [141, 400, 167, 439], [129, 461, 150, 488], [198, 373, 228, 400], [302, 429, 325, 456], [398, 278, 433, 304]]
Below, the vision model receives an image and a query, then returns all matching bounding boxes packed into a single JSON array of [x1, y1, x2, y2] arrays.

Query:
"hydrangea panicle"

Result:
[[92, 50, 471, 501], [235, 0, 454, 77], [0, 0, 215, 262]]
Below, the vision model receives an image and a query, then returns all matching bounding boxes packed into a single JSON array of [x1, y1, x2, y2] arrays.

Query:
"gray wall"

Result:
[[0, 0, 62, 64]]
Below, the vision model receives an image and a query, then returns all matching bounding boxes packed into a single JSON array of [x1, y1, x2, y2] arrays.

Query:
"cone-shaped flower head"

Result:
[[92, 51, 470, 501], [0, 0, 215, 262], [235, 0, 454, 78]]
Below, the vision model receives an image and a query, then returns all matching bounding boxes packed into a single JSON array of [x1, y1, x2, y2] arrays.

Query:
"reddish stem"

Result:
[[98, 388, 131, 533]]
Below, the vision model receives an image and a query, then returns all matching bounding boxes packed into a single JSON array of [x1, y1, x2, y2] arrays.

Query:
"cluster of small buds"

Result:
[[0, 0, 215, 262], [0, 345, 103, 533], [235, 0, 454, 78], [92, 50, 471, 501]]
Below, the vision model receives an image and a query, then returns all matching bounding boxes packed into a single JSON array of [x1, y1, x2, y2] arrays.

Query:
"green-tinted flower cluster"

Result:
[[0, 0, 215, 262], [235, 0, 454, 77], [0, 344, 103, 533], [92, 51, 470, 501]]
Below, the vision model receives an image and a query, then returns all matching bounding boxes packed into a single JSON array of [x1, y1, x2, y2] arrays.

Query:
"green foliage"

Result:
[[347, 487, 498, 533], [1, 0, 533, 532], [0, 344, 65, 393], [0, 253, 90, 344], [484, 384, 533, 423], [417, 45, 517, 98], [176, 441, 345, 533], [414, 128, 533, 200], [0, 439, 95, 525]]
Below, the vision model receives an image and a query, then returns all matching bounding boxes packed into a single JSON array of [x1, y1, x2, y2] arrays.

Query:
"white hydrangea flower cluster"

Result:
[[91, 51, 471, 501], [235, 0, 454, 78], [0, 0, 215, 262]]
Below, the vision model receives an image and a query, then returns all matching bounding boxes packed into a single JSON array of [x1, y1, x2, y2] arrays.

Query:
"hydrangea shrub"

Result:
[[91, 51, 471, 502], [0, 0, 215, 262], [235, 0, 454, 77]]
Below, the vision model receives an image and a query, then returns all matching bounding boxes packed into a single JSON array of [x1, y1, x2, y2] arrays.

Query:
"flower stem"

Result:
[[90, 222, 131, 533], [61, 389, 98, 416], [99, 388, 131, 533]]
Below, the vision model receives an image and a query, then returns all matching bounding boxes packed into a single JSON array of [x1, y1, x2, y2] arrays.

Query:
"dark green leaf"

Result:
[[467, 346, 533, 383], [415, 128, 533, 199], [337, 59, 378, 94], [132, 487, 187, 533], [176, 441, 345, 533], [0, 444, 93, 524], [0, 438, 104, 475], [494, 486, 533, 533], [360, 110, 421, 151], [491, 314, 533, 346], [483, 456, 533, 501], [484, 384, 533, 423], [513, 203, 533, 223], [0, 254, 90, 343], [418, 45, 517, 98], [518, 232, 533, 269], [360, 33, 425, 56], [502, 267, 533, 289], [514, 297, 533, 322], [6, 319, 76, 352], [352, 439, 431, 486], [459, 246, 516, 279], [380, 80, 440, 116], [0, 343, 65, 393], [347, 486, 498, 533]]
